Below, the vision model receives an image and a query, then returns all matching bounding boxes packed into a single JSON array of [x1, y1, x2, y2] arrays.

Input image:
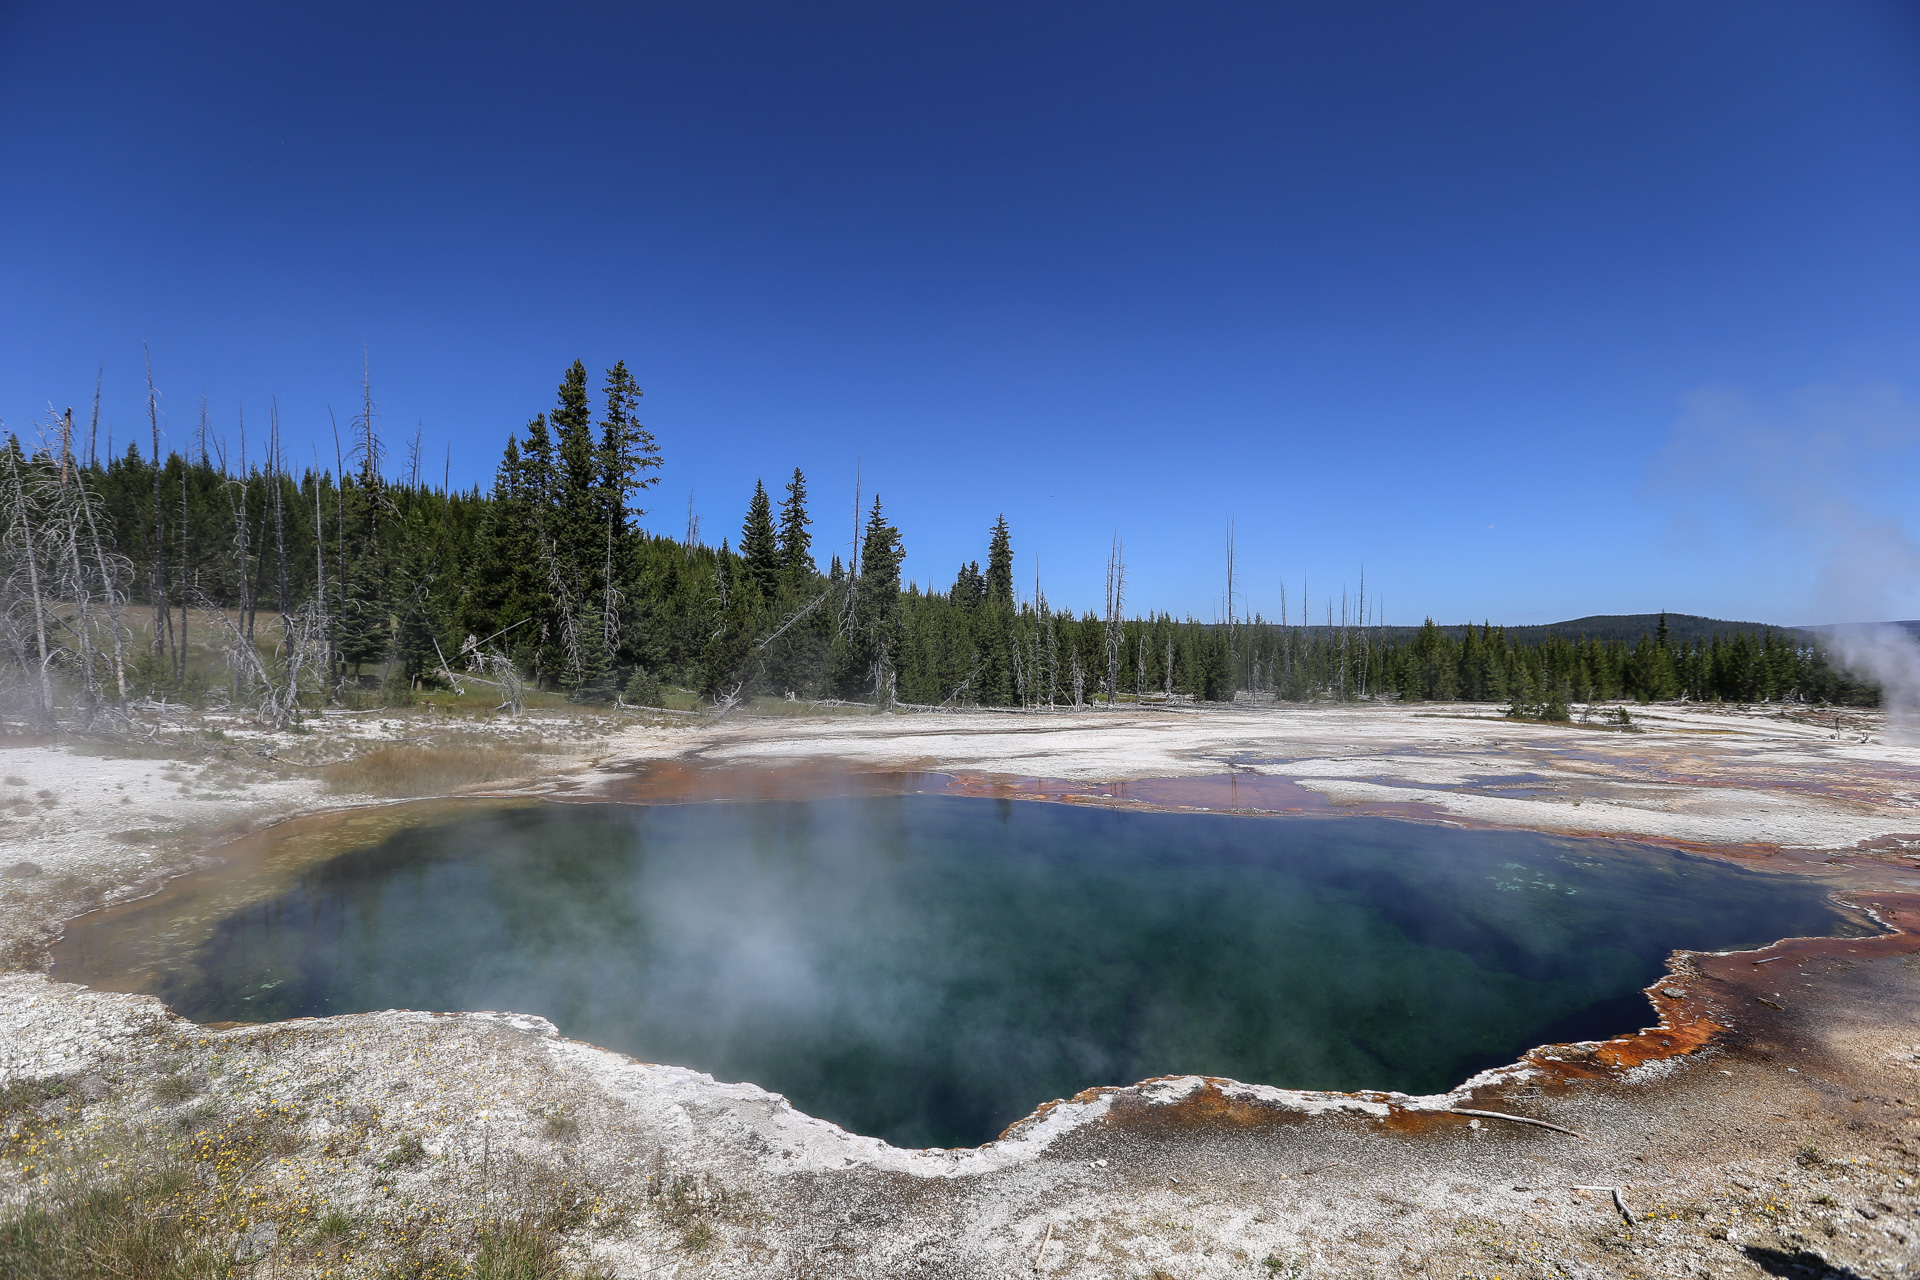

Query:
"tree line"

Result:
[[0, 358, 1878, 729]]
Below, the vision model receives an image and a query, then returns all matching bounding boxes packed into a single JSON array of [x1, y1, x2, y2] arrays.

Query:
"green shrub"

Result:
[[622, 668, 664, 708]]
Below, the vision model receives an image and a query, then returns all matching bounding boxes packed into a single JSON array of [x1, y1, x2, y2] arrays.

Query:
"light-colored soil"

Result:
[[4, 699, 1919, 1277]]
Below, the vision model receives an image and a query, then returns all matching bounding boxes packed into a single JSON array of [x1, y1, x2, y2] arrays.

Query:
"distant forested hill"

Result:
[[1450, 613, 1792, 646], [1805, 620, 1920, 642], [1347, 614, 1792, 647]]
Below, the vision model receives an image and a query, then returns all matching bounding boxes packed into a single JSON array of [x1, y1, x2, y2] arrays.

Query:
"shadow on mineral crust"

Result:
[[1741, 1245, 1872, 1280]]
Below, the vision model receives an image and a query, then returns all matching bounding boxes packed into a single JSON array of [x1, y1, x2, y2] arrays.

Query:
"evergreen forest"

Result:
[[0, 360, 1880, 730]]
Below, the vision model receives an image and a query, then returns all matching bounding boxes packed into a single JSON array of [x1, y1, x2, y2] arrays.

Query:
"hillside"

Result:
[[1321, 613, 1794, 646]]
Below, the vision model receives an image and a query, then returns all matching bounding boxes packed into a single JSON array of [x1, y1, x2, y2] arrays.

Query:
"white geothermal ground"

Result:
[[2, 699, 1918, 1278]]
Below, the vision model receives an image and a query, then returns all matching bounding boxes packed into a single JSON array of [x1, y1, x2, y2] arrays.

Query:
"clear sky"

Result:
[[4, 2, 1918, 625]]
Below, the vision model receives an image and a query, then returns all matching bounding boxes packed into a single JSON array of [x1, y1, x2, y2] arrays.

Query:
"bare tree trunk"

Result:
[[177, 463, 190, 685], [55, 410, 102, 718], [145, 347, 166, 670], [602, 508, 621, 659], [87, 367, 102, 470], [1011, 616, 1027, 708], [72, 419, 128, 703], [224, 407, 254, 691], [1103, 534, 1126, 707], [1279, 579, 1290, 699], [312, 464, 326, 638], [271, 405, 289, 618], [2, 449, 55, 721], [330, 416, 346, 688], [1224, 519, 1236, 697]]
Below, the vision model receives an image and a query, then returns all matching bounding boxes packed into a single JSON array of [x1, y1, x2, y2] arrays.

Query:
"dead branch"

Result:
[[1448, 1108, 1586, 1138], [1571, 1184, 1635, 1226]]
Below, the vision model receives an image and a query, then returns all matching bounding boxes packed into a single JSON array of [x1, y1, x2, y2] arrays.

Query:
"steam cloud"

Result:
[[1657, 381, 1920, 735]]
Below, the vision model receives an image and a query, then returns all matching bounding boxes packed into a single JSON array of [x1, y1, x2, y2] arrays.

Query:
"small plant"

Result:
[[0, 1075, 69, 1120], [1795, 1141, 1823, 1167], [473, 1218, 564, 1280], [541, 1110, 580, 1142], [682, 1220, 714, 1252], [313, 1207, 354, 1241], [378, 1135, 427, 1171], [153, 1073, 197, 1103]]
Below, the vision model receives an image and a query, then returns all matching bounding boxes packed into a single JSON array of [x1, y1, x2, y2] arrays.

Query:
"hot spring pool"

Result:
[[55, 796, 1851, 1148]]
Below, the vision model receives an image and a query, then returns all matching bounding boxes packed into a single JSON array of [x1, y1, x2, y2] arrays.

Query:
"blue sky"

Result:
[[4, 2, 1918, 624]]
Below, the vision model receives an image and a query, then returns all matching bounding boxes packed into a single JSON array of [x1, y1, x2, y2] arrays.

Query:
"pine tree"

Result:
[[858, 496, 902, 607], [553, 360, 598, 571], [739, 479, 779, 599], [777, 467, 814, 585], [951, 561, 984, 609], [595, 359, 662, 674], [597, 361, 659, 530], [336, 373, 391, 682], [985, 515, 1013, 608], [571, 602, 614, 702], [850, 495, 903, 698]]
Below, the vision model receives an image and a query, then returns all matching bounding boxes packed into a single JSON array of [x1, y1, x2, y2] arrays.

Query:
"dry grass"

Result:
[[1, 1059, 619, 1280], [0, 1166, 228, 1280], [320, 742, 543, 797]]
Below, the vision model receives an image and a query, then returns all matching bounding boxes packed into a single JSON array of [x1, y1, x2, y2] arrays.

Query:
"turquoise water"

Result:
[[75, 797, 1845, 1148]]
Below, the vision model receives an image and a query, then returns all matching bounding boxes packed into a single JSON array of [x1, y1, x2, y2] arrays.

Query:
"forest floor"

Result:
[[3, 699, 1919, 1278]]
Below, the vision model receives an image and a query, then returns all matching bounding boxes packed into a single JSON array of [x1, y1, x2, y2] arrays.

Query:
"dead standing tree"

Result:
[[0, 445, 56, 721], [1102, 534, 1126, 706], [0, 422, 134, 729], [1223, 519, 1237, 698], [203, 593, 329, 729], [144, 347, 169, 671], [64, 409, 130, 703], [49, 409, 132, 719]]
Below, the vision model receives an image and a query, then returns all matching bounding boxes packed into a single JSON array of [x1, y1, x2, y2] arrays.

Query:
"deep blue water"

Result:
[[71, 797, 1846, 1148]]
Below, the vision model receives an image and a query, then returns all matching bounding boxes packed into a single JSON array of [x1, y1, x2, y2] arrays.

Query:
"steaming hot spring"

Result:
[[55, 794, 1852, 1148]]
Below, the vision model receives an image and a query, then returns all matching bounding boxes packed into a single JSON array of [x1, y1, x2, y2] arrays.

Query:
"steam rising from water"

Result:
[[1661, 382, 1920, 733], [63, 796, 1851, 1148], [1826, 623, 1920, 733]]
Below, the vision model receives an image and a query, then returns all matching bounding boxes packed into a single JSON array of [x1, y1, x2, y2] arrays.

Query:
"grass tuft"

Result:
[[152, 1073, 197, 1104], [314, 1207, 354, 1241], [0, 1074, 69, 1121], [378, 1134, 427, 1171], [473, 1218, 565, 1280]]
